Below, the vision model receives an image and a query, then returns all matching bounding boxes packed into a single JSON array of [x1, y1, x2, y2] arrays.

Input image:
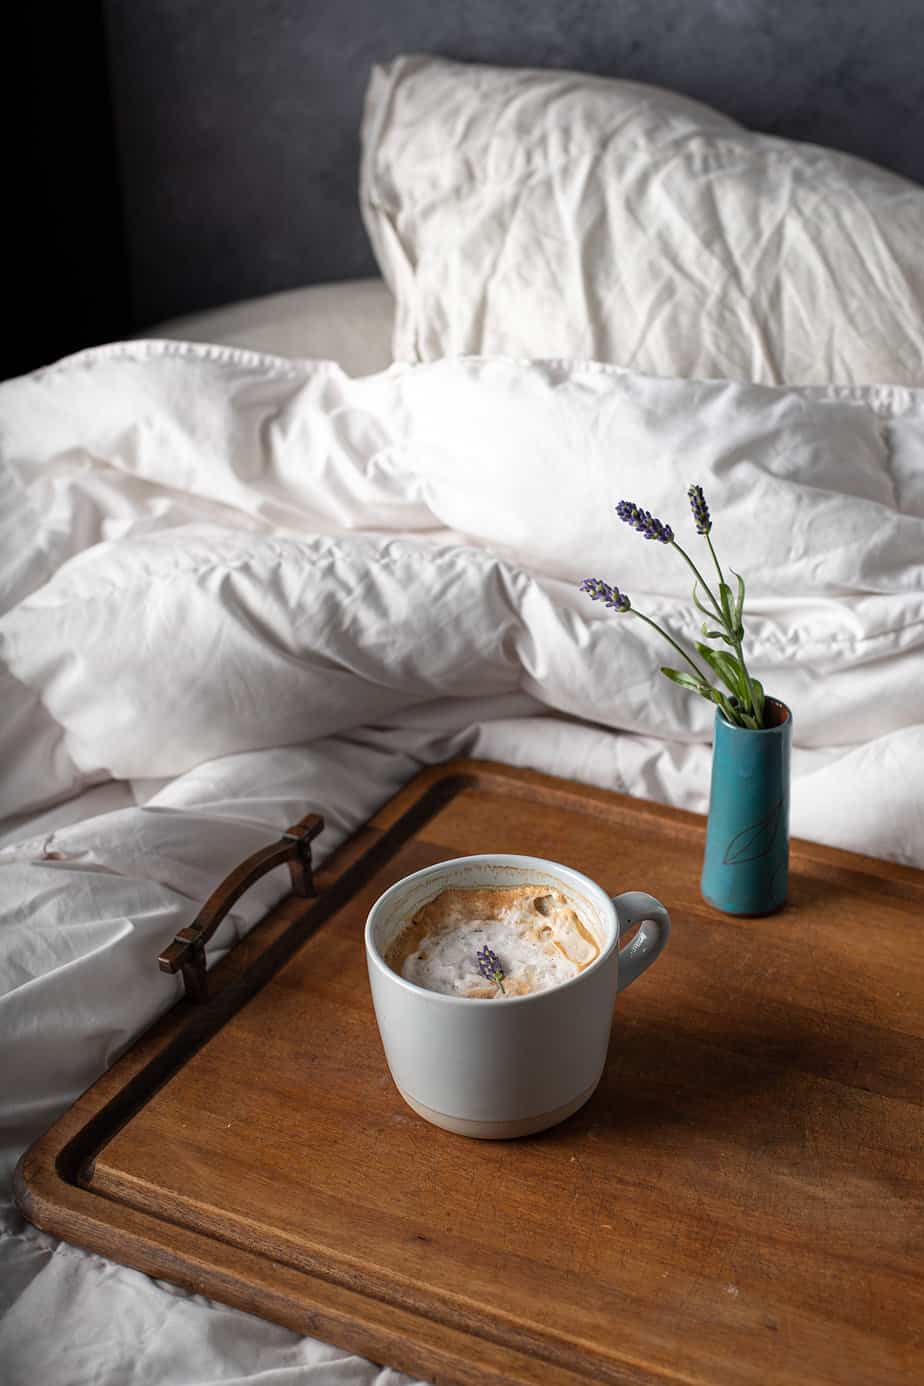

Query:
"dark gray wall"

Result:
[[4, 6, 130, 379], [104, 0, 924, 330]]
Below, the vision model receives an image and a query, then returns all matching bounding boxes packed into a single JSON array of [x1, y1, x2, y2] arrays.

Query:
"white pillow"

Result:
[[147, 279, 395, 377], [361, 55, 924, 388]]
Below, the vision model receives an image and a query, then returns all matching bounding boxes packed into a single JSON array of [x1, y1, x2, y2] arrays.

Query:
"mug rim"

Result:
[[364, 852, 620, 1008]]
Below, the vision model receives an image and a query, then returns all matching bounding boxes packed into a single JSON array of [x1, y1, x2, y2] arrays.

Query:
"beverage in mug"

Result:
[[366, 855, 670, 1139], [385, 885, 601, 998]]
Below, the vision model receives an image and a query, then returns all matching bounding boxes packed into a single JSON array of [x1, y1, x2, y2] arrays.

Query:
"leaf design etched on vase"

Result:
[[722, 799, 783, 865]]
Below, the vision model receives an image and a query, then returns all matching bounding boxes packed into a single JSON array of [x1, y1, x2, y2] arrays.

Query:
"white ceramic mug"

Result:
[[365, 854, 670, 1139]]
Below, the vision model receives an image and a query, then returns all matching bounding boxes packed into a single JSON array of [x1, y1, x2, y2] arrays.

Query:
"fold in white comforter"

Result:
[[1, 343, 922, 1385]]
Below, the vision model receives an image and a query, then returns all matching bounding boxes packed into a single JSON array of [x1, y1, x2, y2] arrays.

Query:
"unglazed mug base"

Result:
[[397, 1079, 599, 1139]]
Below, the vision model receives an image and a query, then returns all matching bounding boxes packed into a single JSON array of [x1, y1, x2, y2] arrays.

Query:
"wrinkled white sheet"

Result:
[[1, 342, 922, 1385]]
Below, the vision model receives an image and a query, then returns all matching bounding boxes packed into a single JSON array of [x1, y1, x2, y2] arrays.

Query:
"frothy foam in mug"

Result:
[[385, 885, 601, 998]]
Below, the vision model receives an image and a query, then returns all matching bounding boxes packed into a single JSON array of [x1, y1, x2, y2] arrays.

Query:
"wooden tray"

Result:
[[15, 760, 924, 1386]]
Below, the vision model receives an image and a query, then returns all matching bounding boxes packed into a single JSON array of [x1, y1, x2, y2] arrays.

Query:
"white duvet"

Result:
[[1, 342, 922, 1385]]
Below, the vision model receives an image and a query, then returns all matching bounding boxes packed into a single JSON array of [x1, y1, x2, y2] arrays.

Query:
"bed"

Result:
[[2, 5, 924, 1384]]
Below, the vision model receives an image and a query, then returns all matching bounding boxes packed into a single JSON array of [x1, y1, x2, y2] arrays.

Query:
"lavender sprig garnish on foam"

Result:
[[477, 945, 506, 995], [581, 486, 765, 730]]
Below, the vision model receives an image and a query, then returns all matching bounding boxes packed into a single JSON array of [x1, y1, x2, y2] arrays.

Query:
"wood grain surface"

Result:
[[15, 761, 924, 1386]]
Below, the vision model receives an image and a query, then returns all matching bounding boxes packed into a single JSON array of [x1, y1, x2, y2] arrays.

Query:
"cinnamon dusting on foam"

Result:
[[385, 885, 600, 998]]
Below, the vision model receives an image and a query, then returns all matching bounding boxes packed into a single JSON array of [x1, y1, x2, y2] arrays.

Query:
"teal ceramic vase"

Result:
[[700, 698, 792, 916]]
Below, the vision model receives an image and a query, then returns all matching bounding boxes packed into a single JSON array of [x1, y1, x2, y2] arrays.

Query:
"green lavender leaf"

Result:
[[718, 581, 737, 627], [695, 642, 749, 702], [710, 582, 741, 644], [660, 666, 709, 694], [732, 570, 746, 626], [711, 689, 744, 724], [692, 584, 716, 621], [661, 667, 740, 725], [701, 622, 737, 645]]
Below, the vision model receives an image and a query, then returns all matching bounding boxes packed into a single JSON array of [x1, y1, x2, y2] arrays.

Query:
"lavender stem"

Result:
[[631, 610, 710, 685]]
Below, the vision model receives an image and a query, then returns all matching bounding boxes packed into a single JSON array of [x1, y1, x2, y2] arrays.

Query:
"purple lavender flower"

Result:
[[477, 944, 506, 995], [579, 577, 631, 612], [615, 500, 674, 544], [687, 484, 711, 535]]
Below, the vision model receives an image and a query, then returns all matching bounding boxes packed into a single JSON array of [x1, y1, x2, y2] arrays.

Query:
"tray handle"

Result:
[[157, 812, 325, 1003]]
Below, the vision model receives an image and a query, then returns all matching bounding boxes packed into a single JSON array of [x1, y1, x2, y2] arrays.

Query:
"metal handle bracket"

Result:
[[157, 812, 324, 1003]]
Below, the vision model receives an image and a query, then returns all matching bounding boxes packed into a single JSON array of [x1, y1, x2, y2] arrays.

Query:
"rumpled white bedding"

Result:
[[1, 341, 922, 1385]]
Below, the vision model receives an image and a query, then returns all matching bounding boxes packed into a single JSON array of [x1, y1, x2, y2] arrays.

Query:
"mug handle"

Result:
[[611, 892, 671, 993]]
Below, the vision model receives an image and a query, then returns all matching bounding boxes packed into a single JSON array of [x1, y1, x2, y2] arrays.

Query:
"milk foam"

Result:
[[386, 885, 600, 998]]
